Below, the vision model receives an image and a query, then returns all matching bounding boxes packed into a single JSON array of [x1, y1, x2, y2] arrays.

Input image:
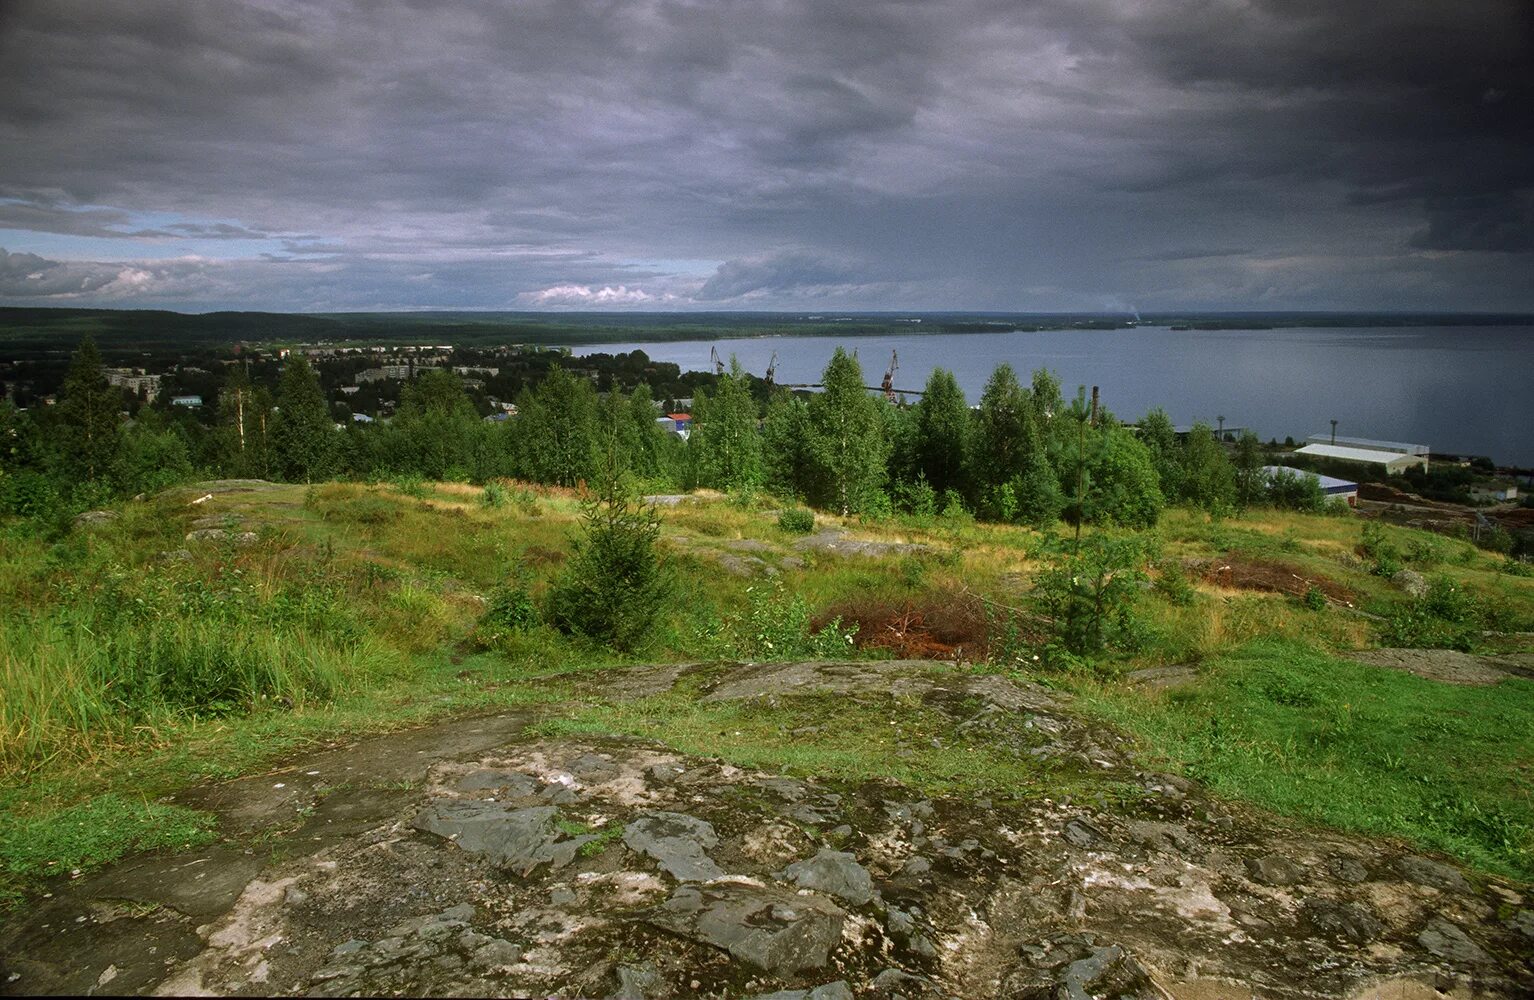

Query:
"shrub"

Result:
[[1302, 585, 1327, 611], [777, 507, 815, 534], [899, 555, 928, 590], [893, 475, 938, 518], [0, 470, 60, 520], [473, 584, 539, 648], [1380, 575, 1485, 651], [1478, 525, 1514, 555], [859, 489, 895, 523], [736, 582, 859, 660], [1153, 562, 1196, 606], [482, 481, 509, 508], [1266, 468, 1326, 512], [1361, 522, 1403, 577], [391, 473, 429, 498], [939, 490, 970, 522]]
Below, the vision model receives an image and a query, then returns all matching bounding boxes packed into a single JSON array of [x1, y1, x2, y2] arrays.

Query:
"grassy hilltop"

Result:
[[2, 479, 1530, 907]]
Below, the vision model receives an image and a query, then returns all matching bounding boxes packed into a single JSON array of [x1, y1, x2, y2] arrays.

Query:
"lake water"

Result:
[[574, 325, 1534, 467]]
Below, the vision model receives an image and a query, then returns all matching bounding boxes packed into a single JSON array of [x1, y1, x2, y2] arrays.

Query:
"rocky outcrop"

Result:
[[410, 801, 597, 876], [3, 662, 1530, 999], [648, 883, 846, 976]]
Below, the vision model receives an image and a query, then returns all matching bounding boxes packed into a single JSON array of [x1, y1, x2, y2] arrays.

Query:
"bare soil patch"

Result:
[[814, 590, 991, 660], [1195, 552, 1355, 602]]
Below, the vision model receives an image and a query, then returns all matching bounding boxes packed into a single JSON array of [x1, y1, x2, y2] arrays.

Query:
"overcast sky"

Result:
[[0, 0, 1530, 313]]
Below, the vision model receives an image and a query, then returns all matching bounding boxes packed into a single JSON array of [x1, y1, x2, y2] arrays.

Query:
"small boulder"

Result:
[[1416, 918, 1488, 964], [1396, 855, 1470, 893], [623, 811, 724, 882], [1302, 899, 1382, 944], [609, 962, 662, 1000], [901, 856, 932, 876], [185, 527, 259, 545], [1245, 854, 1304, 887], [1328, 856, 1369, 884], [1391, 569, 1429, 598], [648, 883, 846, 976], [74, 510, 119, 528], [778, 847, 876, 906], [1062, 820, 1103, 849], [411, 801, 593, 876]]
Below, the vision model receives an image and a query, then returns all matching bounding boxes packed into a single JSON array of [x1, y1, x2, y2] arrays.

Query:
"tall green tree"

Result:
[[910, 367, 970, 499], [1087, 427, 1164, 529], [974, 363, 1037, 517], [1233, 430, 1266, 508], [57, 336, 122, 485], [1015, 449, 1064, 528], [395, 369, 478, 480], [114, 408, 194, 496], [511, 365, 597, 487], [621, 384, 673, 483], [762, 393, 813, 499], [215, 364, 273, 479], [689, 358, 762, 492], [1139, 407, 1181, 499], [270, 358, 335, 482], [1029, 368, 1062, 430], [805, 348, 887, 515], [1178, 422, 1237, 516]]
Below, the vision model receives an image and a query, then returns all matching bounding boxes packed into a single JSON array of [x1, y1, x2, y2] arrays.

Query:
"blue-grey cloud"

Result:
[[0, 0, 1529, 312]]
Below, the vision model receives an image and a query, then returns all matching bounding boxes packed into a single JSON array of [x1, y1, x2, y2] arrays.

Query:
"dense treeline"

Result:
[[1, 337, 1342, 531]]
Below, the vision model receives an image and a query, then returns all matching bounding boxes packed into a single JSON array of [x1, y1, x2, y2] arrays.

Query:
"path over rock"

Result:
[[1, 662, 1530, 998], [1348, 648, 1534, 685]]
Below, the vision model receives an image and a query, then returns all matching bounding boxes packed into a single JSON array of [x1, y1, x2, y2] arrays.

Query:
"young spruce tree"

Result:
[[546, 416, 671, 651], [271, 357, 334, 482], [57, 335, 122, 485], [910, 367, 970, 500]]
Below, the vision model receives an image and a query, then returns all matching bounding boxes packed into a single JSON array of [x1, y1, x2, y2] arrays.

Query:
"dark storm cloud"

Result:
[[1411, 193, 1534, 253], [695, 252, 870, 301], [0, 0, 1529, 311]]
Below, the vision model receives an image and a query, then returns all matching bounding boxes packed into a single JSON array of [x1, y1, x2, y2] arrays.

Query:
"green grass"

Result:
[[0, 795, 217, 906], [2, 482, 1531, 907], [0, 648, 592, 903], [1080, 639, 1534, 879], [536, 680, 1123, 802]]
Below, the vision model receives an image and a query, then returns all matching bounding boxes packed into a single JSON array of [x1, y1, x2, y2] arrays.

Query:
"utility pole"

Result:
[[1330, 419, 1338, 445]]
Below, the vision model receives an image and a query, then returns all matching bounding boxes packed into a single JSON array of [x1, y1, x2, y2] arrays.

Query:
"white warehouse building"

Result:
[[1293, 435, 1428, 475]]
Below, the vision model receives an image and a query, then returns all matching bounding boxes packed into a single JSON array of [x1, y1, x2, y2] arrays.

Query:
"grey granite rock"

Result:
[[778, 847, 876, 906], [411, 802, 593, 876], [624, 811, 725, 882], [648, 883, 846, 976]]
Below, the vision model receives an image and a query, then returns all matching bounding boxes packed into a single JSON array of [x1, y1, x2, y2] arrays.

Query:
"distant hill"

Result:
[[2, 305, 1530, 358]]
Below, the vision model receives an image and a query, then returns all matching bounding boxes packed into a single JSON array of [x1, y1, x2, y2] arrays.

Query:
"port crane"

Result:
[[769, 345, 924, 400], [709, 345, 724, 376]]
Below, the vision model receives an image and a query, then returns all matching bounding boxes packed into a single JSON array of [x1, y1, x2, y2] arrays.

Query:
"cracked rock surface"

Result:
[[1, 659, 1530, 999]]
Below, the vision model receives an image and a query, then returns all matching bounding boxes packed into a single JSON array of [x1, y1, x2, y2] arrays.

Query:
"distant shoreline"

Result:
[[1, 305, 1532, 353]]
